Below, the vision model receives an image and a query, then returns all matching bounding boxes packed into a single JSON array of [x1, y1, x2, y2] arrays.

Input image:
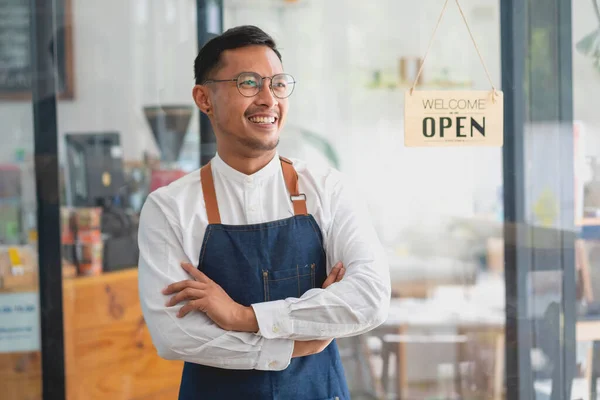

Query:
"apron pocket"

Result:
[[263, 263, 316, 301]]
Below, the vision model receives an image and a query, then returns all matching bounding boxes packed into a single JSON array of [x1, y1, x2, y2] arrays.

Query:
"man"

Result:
[[138, 25, 391, 400]]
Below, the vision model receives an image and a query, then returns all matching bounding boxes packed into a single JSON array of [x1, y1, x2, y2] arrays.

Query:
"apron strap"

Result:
[[200, 156, 308, 225], [280, 156, 308, 216], [200, 162, 222, 224]]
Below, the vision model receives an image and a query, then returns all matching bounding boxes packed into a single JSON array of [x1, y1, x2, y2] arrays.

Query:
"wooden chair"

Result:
[[337, 335, 383, 399]]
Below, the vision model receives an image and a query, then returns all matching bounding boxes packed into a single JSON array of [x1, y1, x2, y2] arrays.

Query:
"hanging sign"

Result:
[[404, 90, 503, 147], [404, 0, 504, 147]]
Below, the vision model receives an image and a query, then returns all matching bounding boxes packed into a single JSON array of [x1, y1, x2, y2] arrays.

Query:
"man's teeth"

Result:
[[249, 116, 275, 124]]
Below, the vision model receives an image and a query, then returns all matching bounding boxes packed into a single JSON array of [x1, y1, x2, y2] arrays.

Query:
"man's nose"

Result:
[[255, 79, 278, 108]]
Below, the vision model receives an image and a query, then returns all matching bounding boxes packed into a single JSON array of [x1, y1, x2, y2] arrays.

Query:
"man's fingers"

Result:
[[162, 279, 199, 295], [322, 262, 343, 289], [166, 286, 207, 307], [178, 299, 205, 318], [322, 263, 340, 286], [181, 262, 210, 283], [162, 263, 210, 295], [336, 265, 345, 282]]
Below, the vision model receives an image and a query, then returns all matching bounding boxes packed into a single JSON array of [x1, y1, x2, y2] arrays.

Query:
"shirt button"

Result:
[[269, 361, 278, 368], [245, 176, 253, 183], [272, 325, 279, 333], [249, 205, 256, 212]]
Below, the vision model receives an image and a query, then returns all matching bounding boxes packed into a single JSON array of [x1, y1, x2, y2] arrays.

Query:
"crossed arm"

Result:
[[164, 261, 346, 358], [138, 178, 391, 371]]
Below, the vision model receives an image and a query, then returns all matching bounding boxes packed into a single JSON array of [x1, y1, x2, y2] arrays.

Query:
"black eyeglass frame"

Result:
[[202, 71, 297, 99]]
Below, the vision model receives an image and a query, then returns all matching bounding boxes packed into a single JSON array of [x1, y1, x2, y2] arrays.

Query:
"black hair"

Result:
[[194, 25, 282, 85]]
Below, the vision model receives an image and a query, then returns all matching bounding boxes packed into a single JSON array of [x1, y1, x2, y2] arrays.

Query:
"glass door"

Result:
[[0, 1, 57, 399], [221, 0, 586, 399], [224, 0, 508, 398], [54, 1, 198, 399]]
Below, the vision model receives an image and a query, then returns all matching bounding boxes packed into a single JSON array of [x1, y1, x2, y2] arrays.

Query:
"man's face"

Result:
[[195, 45, 289, 155]]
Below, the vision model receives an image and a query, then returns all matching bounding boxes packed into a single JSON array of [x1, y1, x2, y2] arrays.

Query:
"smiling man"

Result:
[[138, 25, 391, 400]]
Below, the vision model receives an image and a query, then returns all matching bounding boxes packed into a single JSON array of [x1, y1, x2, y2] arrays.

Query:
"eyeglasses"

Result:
[[203, 72, 296, 99]]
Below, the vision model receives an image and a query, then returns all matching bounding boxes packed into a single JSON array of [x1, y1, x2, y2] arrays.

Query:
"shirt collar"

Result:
[[211, 152, 281, 184]]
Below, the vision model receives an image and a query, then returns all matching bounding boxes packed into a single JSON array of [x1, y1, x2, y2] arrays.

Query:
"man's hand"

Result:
[[163, 261, 346, 335], [322, 261, 345, 289], [292, 338, 334, 358], [291, 262, 345, 358], [163, 262, 251, 331]]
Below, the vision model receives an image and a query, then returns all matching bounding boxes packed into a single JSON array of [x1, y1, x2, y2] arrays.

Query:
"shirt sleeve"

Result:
[[138, 193, 294, 370], [251, 174, 391, 340]]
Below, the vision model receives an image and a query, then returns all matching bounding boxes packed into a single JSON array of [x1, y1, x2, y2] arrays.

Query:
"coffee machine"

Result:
[[143, 105, 194, 192]]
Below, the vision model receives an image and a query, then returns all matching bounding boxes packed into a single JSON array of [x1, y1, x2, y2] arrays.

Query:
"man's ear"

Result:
[[193, 85, 212, 115]]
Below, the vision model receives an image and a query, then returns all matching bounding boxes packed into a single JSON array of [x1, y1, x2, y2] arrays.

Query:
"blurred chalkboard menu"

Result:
[[0, 0, 73, 100]]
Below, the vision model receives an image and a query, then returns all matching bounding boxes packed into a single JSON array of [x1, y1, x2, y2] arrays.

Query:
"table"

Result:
[[374, 295, 600, 400]]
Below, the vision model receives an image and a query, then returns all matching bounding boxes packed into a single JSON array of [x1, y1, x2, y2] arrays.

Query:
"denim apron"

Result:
[[178, 157, 350, 400]]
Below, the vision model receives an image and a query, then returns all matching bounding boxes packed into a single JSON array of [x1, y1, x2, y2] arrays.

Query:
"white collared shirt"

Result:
[[138, 152, 391, 371]]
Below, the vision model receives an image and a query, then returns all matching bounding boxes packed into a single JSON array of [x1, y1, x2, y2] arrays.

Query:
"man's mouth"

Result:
[[248, 116, 277, 125]]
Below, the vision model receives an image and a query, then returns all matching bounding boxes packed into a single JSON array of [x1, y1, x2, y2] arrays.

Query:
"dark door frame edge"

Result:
[[196, 0, 223, 167], [30, 0, 66, 399], [500, 0, 533, 399], [557, 1, 576, 399]]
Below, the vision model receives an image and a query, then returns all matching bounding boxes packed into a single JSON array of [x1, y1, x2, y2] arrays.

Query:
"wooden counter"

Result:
[[0, 268, 183, 400]]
